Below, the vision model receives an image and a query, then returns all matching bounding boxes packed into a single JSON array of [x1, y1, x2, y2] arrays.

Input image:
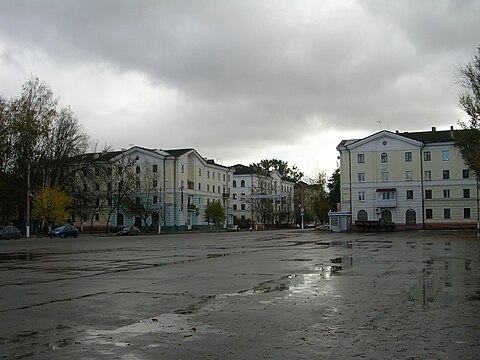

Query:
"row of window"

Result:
[[357, 150, 450, 164], [356, 169, 470, 182], [358, 188, 473, 201], [426, 208, 472, 219], [356, 207, 473, 223]]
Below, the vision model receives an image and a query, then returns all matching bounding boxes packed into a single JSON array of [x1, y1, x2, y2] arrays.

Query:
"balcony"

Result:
[[376, 188, 397, 208], [187, 204, 196, 211]]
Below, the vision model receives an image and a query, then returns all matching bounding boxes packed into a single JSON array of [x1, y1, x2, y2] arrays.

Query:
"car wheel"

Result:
[[74, 233, 78, 238]]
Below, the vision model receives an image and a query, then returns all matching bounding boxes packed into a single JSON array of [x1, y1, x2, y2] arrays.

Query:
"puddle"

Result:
[[0, 252, 40, 261], [85, 313, 223, 347]]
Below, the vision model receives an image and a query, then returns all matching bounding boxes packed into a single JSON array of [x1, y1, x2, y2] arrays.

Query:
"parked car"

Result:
[[226, 224, 240, 232], [117, 226, 141, 236], [305, 222, 316, 228], [0, 226, 21, 240], [49, 225, 79, 238]]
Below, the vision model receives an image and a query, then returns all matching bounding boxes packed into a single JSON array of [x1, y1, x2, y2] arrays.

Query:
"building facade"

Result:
[[75, 146, 233, 232], [231, 165, 295, 228], [337, 127, 478, 229]]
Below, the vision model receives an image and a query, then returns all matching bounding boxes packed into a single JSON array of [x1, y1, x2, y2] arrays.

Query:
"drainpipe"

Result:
[[346, 146, 352, 216], [420, 143, 425, 230]]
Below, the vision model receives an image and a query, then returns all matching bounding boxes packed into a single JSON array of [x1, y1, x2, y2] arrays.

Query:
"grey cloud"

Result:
[[0, 0, 477, 171]]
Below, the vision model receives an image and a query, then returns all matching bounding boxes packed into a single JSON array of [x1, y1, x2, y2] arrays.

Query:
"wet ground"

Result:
[[0, 230, 479, 359]]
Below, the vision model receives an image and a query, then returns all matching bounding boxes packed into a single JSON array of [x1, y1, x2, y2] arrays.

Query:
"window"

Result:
[[443, 208, 450, 219], [406, 190, 414, 199], [207, 171, 210, 179], [357, 210, 368, 221], [358, 154, 365, 163], [233, 180, 236, 187], [443, 189, 450, 198], [381, 153, 388, 163], [136, 166, 141, 174], [463, 189, 470, 198], [212, 172, 215, 180], [117, 213, 124, 226], [181, 164, 184, 173], [425, 189, 432, 199], [153, 164, 157, 173], [136, 180, 140, 189], [442, 150, 449, 161], [153, 195, 158, 204], [380, 191, 396, 200], [464, 208, 471, 219], [95, 168, 100, 176], [207, 184, 210, 191], [153, 180, 158, 188], [381, 172, 388, 182], [241, 180, 246, 187], [405, 152, 412, 162], [425, 209, 433, 219], [223, 174, 226, 181], [95, 183, 100, 191], [443, 170, 450, 180], [83, 183, 88, 191], [424, 151, 431, 161], [212, 185, 215, 193], [135, 197, 141, 205], [358, 191, 365, 201], [241, 204, 246, 210], [198, 168, 202, 176], [406, 171, 413, 180], [357, 173, 365, 182], [95, 213, 100, 222], [233, 204, 237, 210], [424, 170, 431, 180], [198, 182, 201, 191], [406, 209, 416, 225], [233, 193, 237, 199], [107, 183, 112, 192], [463, 169, 470, 179]]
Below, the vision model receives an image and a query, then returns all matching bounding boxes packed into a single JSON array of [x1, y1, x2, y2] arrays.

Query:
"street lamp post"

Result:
[[26, 163, 30, 238]]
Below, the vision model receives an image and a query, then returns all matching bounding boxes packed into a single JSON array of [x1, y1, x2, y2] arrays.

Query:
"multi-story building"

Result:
[[231, 165, 295, 229], [337, 127, 478, 229], [75, 146, 233, 232]]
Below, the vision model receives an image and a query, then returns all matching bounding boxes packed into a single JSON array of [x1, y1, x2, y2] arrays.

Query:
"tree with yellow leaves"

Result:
[[32, 186, 72, 233]]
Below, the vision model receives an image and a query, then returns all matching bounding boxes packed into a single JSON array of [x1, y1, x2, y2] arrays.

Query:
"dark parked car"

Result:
[[117, 226, 141, 236], [49, 225, 79, 238], [0, 226, 21, 240]]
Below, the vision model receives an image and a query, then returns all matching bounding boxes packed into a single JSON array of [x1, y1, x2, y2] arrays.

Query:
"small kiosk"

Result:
[[328, 211, 351, 232]]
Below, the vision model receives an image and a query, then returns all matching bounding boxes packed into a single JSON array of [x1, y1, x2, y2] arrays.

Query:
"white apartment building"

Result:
[[231, 165, 295, 228], [76, 146, 233, 231], [337, 127, 478, 229]]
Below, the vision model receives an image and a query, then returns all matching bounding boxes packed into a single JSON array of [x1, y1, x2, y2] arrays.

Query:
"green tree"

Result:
[[456, 45, 480, 178], [204, 201, 225, 228], [327, 166, 341, 212], [455, 45, 480, 234], [32, 186, 72, 232], [250, 159, 304, 182]]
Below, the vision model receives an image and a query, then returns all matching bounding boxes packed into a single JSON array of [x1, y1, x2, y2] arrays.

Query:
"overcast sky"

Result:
[[0, 1, 478, 178]]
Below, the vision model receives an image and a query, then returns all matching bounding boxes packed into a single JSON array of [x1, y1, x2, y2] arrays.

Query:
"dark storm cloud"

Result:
[[0, 0, 477, 173]]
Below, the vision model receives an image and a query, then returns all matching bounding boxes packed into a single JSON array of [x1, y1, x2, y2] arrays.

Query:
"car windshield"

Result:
[[55, 226, 66, 231]]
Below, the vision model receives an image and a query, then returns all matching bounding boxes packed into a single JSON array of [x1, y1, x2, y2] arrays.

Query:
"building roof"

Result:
[[338, 126, 458, 149]]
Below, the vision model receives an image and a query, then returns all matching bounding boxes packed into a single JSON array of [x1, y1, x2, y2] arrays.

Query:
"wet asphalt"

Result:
[[0, 229, 479, 359]]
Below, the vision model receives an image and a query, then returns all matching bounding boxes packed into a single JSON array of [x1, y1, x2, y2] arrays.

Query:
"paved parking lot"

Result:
[[1, 229, 479, 359]]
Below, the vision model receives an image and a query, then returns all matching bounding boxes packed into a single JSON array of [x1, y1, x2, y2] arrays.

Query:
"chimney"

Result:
[[431, 126, 436, 132], [450, 126, 454, 130]]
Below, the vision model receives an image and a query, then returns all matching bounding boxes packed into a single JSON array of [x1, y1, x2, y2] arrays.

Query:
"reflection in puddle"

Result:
[[85, 313, 223, 348]]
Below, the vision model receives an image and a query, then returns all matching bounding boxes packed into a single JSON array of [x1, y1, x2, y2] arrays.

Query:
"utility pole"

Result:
[[26, 163, 30, 238]]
